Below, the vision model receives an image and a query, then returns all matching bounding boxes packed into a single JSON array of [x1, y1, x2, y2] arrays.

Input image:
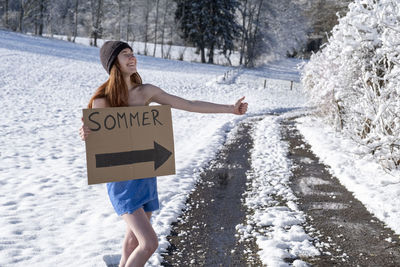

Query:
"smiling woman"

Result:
[[88, 42, 143, 108], [118, 49, 138, 74], [79, 40, 248, 267]]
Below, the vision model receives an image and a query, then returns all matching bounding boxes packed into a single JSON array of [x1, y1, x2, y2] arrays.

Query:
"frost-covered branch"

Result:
[[301, 0, 400, 171]]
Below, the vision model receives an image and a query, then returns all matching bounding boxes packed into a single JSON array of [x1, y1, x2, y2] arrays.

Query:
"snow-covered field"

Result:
[[0, 30, 398, 266], [0, 30, 307, 266]]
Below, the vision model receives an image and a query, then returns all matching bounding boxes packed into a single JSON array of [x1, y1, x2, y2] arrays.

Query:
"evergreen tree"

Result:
[[175, 0, 240, 64]]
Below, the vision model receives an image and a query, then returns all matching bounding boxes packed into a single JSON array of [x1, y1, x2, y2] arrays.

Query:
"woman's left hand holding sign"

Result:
[[80, 118, 91, 141]]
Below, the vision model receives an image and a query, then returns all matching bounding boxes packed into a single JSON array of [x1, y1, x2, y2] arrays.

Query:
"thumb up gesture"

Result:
[[233, 96, 248, 115]]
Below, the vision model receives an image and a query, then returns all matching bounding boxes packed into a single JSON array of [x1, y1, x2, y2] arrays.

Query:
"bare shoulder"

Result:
[[140, 83, 164, 98], [129, 84, 167, 105], [141, 83, 161, 92], [92, 97, 109, 108]]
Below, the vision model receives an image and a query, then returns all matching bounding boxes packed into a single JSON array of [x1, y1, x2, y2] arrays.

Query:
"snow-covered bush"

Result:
[[301, 0, 400, 171]]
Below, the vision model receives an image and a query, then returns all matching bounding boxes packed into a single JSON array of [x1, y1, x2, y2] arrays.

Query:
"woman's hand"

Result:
[[233, 96, 248, 115], [79, 118, 91, 141]]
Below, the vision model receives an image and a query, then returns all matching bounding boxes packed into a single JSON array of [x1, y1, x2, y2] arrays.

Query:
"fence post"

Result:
[[264, 79, 266, 88], [290, 81, 293, 90]]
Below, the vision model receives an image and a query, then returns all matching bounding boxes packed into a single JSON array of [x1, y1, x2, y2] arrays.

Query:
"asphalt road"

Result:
[[162, 118, 262, 266], [281, 118, 400, 266], [161, 115, 400, 266]]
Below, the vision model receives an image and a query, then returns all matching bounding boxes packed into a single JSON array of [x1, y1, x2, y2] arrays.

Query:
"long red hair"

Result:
[[88, 61, 143, 108]]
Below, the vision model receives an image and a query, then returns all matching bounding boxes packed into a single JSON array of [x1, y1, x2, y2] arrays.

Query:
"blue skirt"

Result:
[[107, 177, 159, 216]]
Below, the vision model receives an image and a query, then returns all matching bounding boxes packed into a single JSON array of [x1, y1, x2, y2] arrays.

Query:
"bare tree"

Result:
[[152, 0, 160, 56], [238, 0, 248, 65], [90, 0, 103, 46], [143, 0, 153, 55], [37, 0, 45, 36], [18, 0, 24, 32], [160, 0, 169, 58], [73, 0, 79, 42], [241, 0, 264, 67], [3, 0, 9, 28], [18, 0, 25, 32], [17, 0, 38, 33], [117, 0, 122, 40], [126, 0, 132, 42], [238, 0, 309, 67], [4, 0, 315, 66]]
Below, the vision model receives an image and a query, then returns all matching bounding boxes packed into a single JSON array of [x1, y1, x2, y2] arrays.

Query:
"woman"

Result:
[[80, 41, 248, 267]]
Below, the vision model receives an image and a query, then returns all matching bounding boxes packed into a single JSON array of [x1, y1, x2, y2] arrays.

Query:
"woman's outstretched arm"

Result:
[[145, 84, 248, 115]]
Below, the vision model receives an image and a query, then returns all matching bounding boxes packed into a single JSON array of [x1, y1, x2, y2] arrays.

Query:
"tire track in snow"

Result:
[[161, 117, 262, 266]]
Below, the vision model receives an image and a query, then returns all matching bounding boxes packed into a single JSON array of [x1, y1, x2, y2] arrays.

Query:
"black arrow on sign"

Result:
[[95, 141, 172, 170]]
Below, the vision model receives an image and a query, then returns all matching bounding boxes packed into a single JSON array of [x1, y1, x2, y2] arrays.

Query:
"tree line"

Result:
[[0, 0, 350, 67]]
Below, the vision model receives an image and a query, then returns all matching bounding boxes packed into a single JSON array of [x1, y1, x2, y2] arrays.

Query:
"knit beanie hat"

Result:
[[100, 41, 132, 74]]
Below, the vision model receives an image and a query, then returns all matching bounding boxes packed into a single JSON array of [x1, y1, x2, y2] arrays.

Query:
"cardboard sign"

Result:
[[82, 105, 175, 185]]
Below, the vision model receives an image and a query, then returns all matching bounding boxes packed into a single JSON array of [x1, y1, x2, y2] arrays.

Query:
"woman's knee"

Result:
[[125, 230, 139, 249], [139, 237, 158, 255]]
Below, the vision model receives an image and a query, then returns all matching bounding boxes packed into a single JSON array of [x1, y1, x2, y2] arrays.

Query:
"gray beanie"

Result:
[[100, 41, 132, 74]]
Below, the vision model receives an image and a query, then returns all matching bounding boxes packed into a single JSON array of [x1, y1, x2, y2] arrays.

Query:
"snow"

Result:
[[301, 0, 400, 170], [237, 115, 320, 266], [0, 30, 307, 266], [1, 29, 398, 267]]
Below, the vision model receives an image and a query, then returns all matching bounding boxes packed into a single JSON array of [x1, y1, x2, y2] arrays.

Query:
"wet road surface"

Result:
[[161, 119, 262, 266], [281, 118, 400, 266]]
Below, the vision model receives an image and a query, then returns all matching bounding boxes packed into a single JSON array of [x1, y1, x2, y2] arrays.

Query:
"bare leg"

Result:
[[119, 224, 139, 267], [119, 212, 153, 267], [145, 211, 152, 221], [123, 209, 158, 267]]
